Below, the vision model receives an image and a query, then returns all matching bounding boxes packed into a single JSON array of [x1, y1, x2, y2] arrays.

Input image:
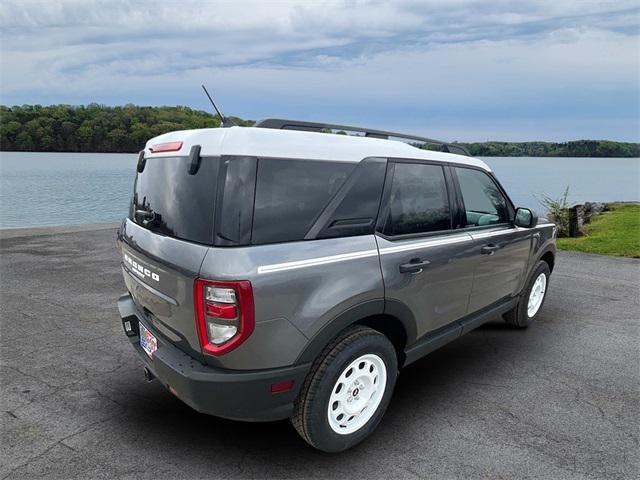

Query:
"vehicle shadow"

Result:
[[112, 319, 521, 475]]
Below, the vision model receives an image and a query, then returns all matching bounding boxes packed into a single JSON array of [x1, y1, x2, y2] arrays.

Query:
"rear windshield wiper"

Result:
[[135, 209, 158, 228]]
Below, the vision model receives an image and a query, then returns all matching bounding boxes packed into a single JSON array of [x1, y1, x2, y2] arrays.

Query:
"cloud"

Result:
[[0, 0, 638, 141]]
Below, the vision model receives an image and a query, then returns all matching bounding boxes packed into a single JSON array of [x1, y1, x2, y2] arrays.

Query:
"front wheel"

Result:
[[291, 325, 398, 452], [504, 260, 551, 328]]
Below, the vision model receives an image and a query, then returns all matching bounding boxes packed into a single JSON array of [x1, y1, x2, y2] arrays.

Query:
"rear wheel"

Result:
[[504, 260, 551, 328], [291, 325, 398, 452]]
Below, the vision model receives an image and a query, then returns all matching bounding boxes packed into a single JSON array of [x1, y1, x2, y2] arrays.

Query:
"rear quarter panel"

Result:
[[198, 235, 384, 369]]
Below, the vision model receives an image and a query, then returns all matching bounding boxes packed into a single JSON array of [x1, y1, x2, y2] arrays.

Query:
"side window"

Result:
[[383, 162, 451, 236], [454, 167, 510, 227], [317, 160, 386, 239], [252, 158, 353, 244]]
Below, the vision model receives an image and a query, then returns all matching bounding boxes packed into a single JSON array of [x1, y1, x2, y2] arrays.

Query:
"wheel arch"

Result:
[[540, 249, 555, 272], [295, 299, 417, 367], [355, 314, 409, 366]]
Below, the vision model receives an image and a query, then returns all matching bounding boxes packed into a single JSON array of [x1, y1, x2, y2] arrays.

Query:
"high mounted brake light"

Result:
[[194, 279, 255, 356], [149, 141, 183, 153]]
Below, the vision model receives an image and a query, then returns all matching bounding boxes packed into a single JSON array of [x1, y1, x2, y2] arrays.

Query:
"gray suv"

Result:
[[117, 119, 556, 452]]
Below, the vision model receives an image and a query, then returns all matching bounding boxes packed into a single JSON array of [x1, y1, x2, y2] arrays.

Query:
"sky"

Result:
[[1, 0, 639, 142]]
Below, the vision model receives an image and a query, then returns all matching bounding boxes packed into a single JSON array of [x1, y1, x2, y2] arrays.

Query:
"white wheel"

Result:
[[527, 272, 547, 318], [327, 353, 387, 435], [292, 326, 398, 452]]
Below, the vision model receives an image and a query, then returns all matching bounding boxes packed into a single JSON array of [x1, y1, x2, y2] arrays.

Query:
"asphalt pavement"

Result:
[[1, 226, 638, 479]]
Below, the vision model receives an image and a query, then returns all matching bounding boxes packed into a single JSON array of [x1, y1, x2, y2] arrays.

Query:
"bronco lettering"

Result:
[[123, 253, 160, 282]]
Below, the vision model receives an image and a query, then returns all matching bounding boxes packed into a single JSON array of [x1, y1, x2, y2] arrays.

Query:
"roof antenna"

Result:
[[201, 85, 236, 127]]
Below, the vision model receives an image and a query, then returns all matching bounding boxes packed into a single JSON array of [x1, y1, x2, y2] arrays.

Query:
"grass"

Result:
[[556, 203, 640, 258]]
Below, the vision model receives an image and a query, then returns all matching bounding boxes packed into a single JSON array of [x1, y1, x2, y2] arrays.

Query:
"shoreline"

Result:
[[0, 222, 119, 240]]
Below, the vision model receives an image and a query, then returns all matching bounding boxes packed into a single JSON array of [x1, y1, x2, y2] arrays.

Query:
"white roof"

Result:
[[144, 126, 490, 171]]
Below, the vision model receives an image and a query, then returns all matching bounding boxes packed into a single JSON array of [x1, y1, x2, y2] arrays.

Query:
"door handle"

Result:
[[481, 244, 500, 255], [399, 258, 431, 274]]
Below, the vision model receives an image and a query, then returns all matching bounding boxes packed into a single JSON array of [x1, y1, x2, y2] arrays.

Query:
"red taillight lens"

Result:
[[205, 302, 237, 319], [149, 141, 183, 153], [194, 278, 254, 356]]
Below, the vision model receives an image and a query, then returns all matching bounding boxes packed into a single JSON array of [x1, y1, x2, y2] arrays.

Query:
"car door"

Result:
[[452, 166, 534, 312], [376, 160, 476, 339]]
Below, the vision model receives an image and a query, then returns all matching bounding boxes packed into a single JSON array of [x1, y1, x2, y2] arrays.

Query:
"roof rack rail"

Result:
[[254, 118, 470, 156]]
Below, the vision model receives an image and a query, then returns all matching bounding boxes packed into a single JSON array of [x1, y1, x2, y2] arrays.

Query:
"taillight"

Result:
[[149, 141, 183, 153], [194, 279, 255, 356]]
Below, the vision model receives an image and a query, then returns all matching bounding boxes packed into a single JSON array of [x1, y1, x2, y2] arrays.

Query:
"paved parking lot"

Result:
[[1, 226, 638, 479]]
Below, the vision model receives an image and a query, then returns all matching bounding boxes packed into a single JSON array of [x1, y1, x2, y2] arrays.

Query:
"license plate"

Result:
[[139, 322, 157, 358]]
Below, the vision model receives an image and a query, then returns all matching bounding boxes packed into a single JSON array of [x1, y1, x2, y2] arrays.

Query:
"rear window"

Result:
[[131, 156, 219, 244], [251, 158, 354, 244]]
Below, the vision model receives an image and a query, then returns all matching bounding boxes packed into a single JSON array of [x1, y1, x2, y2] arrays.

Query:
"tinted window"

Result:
[[317, 160, 386, 239], [252, 158, 353, 244], [455, 167, 510, 227], [131, 156, 218, 244], [383, 163, 451, 236], [216, 157, 257, 246]]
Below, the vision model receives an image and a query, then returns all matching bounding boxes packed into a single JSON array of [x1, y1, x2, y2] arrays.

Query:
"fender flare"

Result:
[[517, 241, 556, 296], [534, 242, 557, 271], [295, 299, 418, 365]]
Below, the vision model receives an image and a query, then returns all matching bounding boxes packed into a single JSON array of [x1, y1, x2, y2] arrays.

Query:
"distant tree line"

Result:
[[1, 104, 638, 157], [457, 140, 640, 158], [0, 104, 252, 153]]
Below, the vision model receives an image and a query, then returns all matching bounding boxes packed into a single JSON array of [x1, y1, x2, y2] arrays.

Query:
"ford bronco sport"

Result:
[[117, 119, 556, 452]]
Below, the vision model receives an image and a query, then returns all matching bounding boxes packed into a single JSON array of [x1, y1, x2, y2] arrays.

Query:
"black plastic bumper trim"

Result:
[[118, 293, 310, 422]]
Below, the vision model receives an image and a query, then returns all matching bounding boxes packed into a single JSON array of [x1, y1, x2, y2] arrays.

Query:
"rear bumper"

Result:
[[118, 294, 310, 422]]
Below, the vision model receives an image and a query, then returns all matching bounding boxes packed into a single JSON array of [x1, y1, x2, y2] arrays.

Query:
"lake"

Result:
[[0, 152, 638, 229]]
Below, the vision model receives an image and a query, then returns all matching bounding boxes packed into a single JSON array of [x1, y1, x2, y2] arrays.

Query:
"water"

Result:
[[0, 152, 137, 229], [0, 152, 638, 229], [483, 156, 640, 209]]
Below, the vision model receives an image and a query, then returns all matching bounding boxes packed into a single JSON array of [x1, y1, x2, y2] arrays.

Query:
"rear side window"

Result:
[[454, 167, 510, 227], [252, 158, 354, 244], [131, 156, 219, 244], [382, 162, 451, 236], [317, 159, 386, 239]]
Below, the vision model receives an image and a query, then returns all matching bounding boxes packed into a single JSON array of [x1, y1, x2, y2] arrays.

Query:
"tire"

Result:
[[503, 260, 551, 328], [291, 325, 398, 452]]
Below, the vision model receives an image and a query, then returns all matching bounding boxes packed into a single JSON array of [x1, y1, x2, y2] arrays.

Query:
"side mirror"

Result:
[[514, 207, 538, 228]]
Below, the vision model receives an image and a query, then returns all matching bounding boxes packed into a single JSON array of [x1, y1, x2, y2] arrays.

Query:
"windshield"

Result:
[[130, 156, 219, 244]]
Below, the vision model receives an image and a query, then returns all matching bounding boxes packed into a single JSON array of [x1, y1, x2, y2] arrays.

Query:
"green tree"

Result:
[[1, 104, 638, 157]]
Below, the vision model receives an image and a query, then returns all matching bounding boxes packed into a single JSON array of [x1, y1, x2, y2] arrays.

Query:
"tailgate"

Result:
[[118, 219, 208, 360]]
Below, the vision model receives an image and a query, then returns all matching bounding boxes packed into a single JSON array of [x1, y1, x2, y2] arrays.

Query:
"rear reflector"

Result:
[[271, 380, 294, 394], [149, 141, 183, 153]]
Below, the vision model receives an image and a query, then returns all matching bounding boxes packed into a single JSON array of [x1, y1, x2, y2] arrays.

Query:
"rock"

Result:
[[568, 202, 610, 237], [583, 202, 608, 220]]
